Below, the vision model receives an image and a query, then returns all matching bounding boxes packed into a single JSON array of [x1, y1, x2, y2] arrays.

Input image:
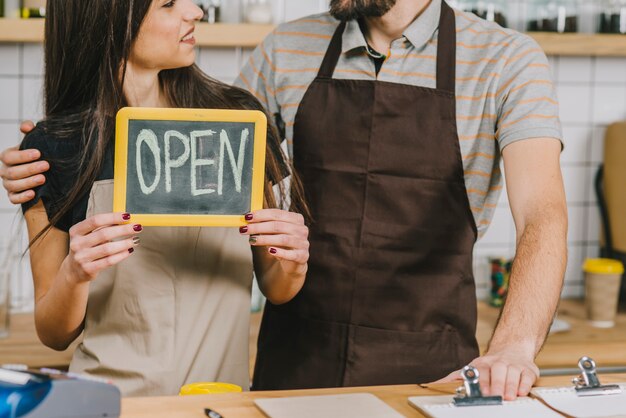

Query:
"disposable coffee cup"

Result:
[[583, 258, 624, 328]]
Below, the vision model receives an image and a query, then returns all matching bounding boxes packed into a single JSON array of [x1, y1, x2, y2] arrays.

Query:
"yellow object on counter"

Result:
[[179, 382, 243, 396], [583, 258, 625, 275]]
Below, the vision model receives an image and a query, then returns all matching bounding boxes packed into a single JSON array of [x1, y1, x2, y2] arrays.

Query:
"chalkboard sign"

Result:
[[113, 107, 267, 227]]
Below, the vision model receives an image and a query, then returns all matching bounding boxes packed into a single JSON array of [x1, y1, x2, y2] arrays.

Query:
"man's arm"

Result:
[[435, 137, 566, 399], [0, 121, 49, 204], [477, 137, 567, 399]]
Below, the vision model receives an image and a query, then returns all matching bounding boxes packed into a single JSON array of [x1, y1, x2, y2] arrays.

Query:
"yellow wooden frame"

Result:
[[114, 107, 267, 227]]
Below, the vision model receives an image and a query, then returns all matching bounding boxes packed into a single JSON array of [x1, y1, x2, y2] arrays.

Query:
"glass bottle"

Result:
[[243, 0, 273, 24], [20, 0, 45, 18], [599, 0, 626, 34], [466, 0, 509, 28], [196, 0, 221, 24], [527, 0, 579, 33]]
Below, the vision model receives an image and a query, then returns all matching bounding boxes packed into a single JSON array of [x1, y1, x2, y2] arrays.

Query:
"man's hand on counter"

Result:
[[432, 346, 540, 401]]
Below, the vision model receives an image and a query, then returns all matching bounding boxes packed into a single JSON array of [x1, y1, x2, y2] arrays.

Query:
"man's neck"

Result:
[[362, 0, 432, 53]]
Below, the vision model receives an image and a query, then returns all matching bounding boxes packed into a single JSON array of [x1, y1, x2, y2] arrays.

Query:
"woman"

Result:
[[21, 0, 310, 396]]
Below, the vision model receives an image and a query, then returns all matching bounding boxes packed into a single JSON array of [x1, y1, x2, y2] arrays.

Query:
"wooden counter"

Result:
[[0, 312, 78, 369], [120, 374, 626, 418], [2, 299, 626, 373], [2, 19, 626, 56]]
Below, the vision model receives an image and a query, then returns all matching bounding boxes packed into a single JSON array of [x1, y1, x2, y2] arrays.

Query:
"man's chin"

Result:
[[329, 0, 397, 21]]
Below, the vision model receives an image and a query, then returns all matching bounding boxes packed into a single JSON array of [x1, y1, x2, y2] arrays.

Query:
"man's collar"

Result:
[[342, 19, 369, 53], [403, 0, 442, 50], [340, 0, 442, 54]]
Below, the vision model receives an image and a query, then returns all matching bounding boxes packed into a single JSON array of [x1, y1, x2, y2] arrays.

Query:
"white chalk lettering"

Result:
[[136, 129, 161, 195], [190, 130, 217, 196], [219, 129, 248, 195], [164, 130, 191, 193]]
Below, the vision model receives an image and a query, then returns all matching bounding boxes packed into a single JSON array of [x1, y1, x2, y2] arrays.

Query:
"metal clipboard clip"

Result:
[[572, 356, 622, 397], [453, 365, 503, 406]]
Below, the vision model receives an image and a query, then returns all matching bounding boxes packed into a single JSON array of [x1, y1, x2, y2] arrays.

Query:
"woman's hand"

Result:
[[63, 212, 142, 285], [241, 209, 309, 278]]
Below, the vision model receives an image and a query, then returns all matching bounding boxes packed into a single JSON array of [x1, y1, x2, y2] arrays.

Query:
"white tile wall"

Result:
[[0, 78, 20, 120], [21, 76, 44, 121], [0, 44, 19, 76], [557, 84, 592, 124], [593, 85, 626, 125], [1, 1, 626, 312], [594, 58, 626, 85]]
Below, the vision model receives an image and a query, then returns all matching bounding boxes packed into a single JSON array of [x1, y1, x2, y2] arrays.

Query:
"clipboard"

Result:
[[408, 395, 564, 418], [408, 366, 562, 418], [531, 357, 626, 418], [409, 358, 626, 418]]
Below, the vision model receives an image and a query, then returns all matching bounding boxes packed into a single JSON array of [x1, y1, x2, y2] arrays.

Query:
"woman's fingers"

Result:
[[75, 236, 140, 265], [241, 220, 308, 239], [248, 234, 308, 251], [79, 222, 142, 249], [243, 210, 310, 273], [68, 214, 141, 283], [81, 247, 135, 277], [20, 120, 36, 134], [266, 246, 309, 265], [245, 209, 305, 226], [69, 212, 133, 238], [2, 158, 49, 181], [8, 190, 37, 205], [3, 174, 46, 196], [0, 146, 40, 166]]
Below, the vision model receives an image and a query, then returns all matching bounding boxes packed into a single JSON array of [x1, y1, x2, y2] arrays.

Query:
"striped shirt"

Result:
[[235, 0, 563, 236]]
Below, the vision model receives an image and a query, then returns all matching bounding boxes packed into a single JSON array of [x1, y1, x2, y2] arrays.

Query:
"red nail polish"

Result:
[[239, 226, 248, 234], [133, 224, 142, 232], [269, 248, 277, 254], [128, 248, 134, 254], [122, 213, 131, 221], [245, 213, 253, 221]]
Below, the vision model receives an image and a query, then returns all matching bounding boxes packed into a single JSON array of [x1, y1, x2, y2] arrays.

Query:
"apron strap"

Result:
[[318, 20, 347, 79], [436, 1, 457, 93]]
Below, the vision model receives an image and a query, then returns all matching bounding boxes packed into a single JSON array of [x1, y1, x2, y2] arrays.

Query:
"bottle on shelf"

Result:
[[526, 0, 579, 33], [20, 0, 45, 18], [599, 0, 626, 34], [196, 0, 221, 24], [465, 0, 509, 28], [242, 0, 273, 24]]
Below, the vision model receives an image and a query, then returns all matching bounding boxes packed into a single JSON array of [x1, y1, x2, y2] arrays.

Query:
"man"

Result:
[[1, 0, 567, 400]]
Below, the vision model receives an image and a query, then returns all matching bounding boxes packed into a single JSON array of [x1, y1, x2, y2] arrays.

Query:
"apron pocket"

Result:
[[344, 324, 462, 386]]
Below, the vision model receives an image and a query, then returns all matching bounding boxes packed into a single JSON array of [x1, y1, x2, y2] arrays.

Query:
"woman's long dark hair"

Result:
[[31, 0, 309, 243]]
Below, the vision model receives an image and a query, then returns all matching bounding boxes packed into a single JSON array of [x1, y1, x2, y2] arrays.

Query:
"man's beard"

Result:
[[329, 0, 397, 21]]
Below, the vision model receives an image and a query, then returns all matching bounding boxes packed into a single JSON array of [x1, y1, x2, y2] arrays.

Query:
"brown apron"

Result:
[[71, 179, 253, 397], [252, 1, 479, 390]]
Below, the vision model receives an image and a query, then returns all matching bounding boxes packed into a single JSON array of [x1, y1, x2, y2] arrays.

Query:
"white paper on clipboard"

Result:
[[408, 395, 564, 418], [531, 384, 626, 418]]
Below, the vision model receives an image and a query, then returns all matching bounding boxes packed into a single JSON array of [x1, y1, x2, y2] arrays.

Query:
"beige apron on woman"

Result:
[[70, 179, 253, 397]]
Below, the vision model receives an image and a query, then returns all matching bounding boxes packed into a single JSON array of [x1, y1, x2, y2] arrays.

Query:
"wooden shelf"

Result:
[[0, 19, 274, 48], [0, 18, 44, 43], [529, 32, 626, 57], [2, 18, 626, 55]]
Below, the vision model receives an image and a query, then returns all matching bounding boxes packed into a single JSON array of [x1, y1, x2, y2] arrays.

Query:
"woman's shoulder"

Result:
[[20, 121, 82, 159], [20, 122, 49, 152]]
